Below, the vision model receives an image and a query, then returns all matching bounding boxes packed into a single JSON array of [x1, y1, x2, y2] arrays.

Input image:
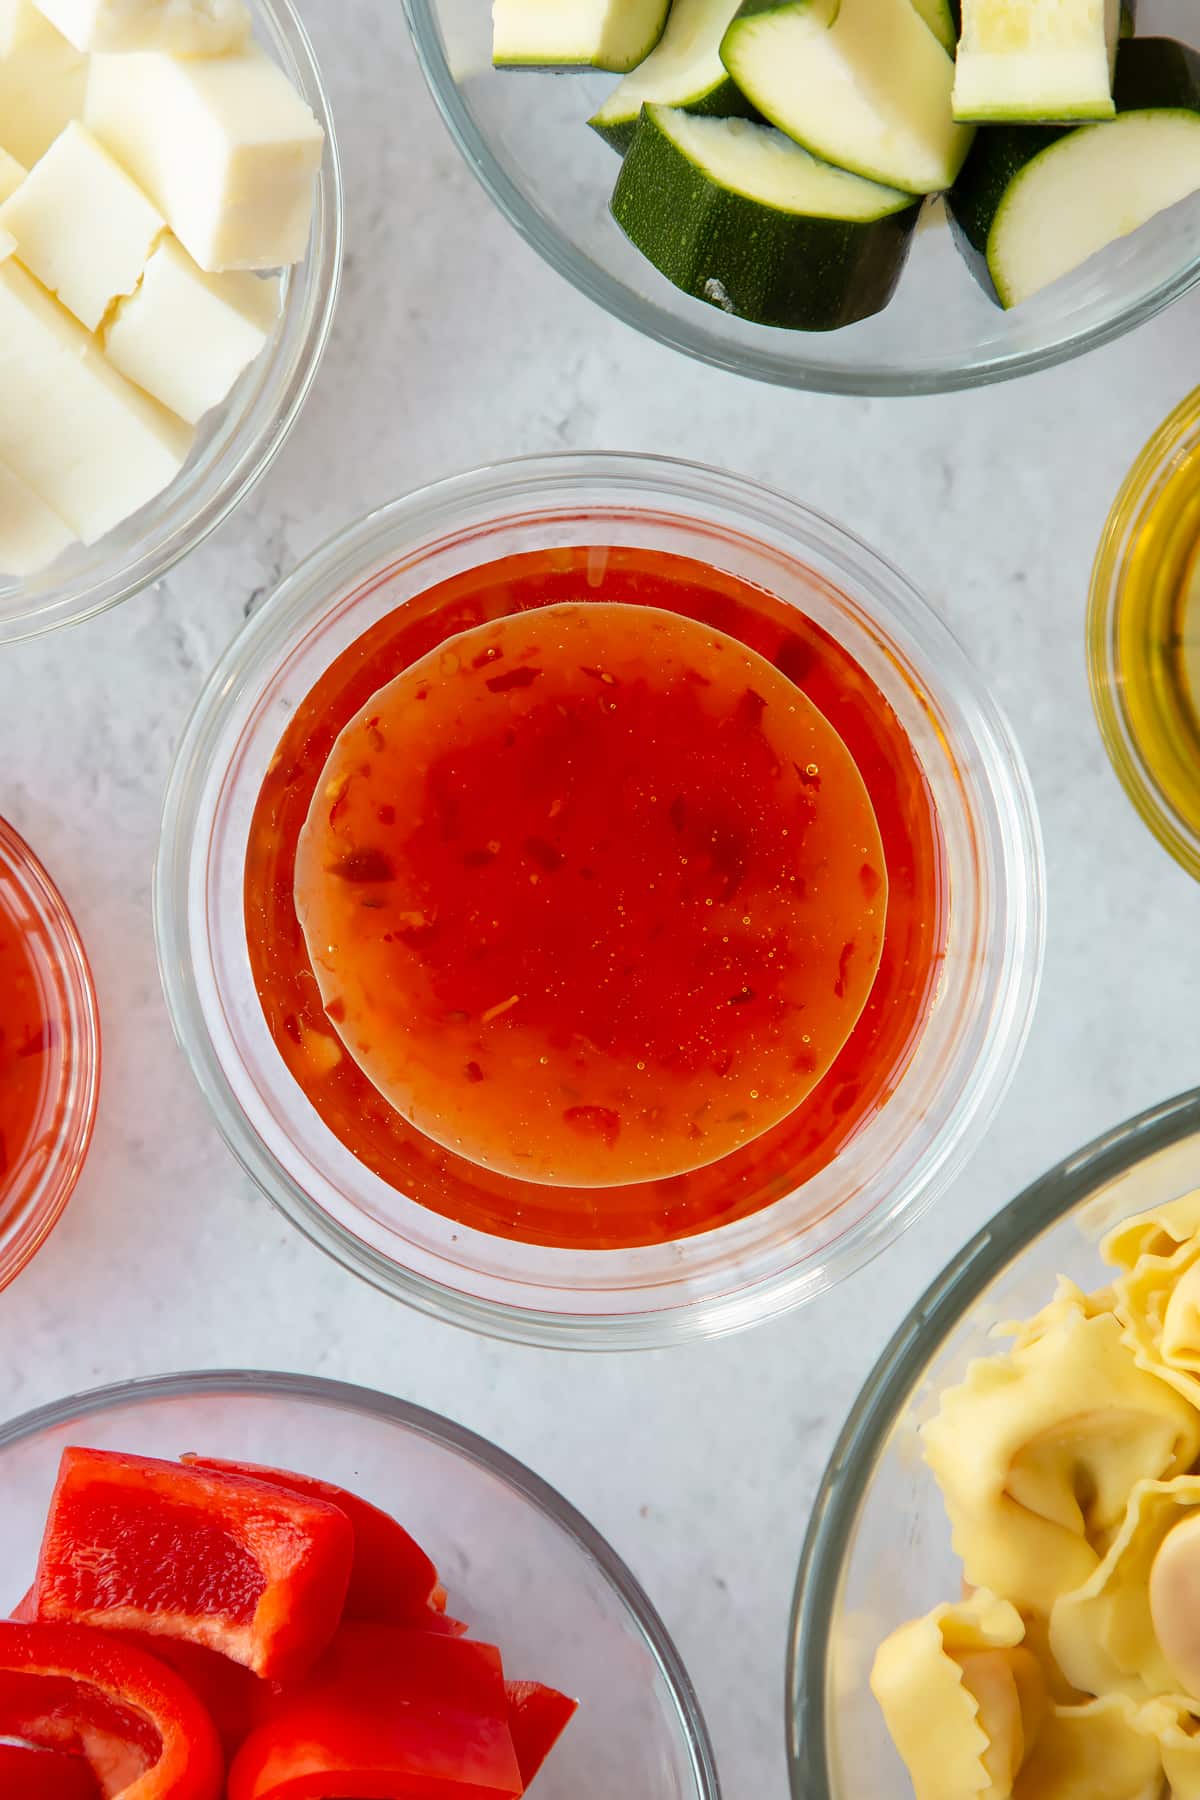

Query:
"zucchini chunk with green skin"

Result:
[[610, 105, 921, 330], [947, 37, 1200, 307], [589, 0, 754, 154], [910, 0, 959, 58], [492, 0, 670, 73], [952, 0, 1119, 123], [719, 0, 973, 197]]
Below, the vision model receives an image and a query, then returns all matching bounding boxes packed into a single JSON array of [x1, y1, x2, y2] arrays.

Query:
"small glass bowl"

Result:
[[1089, 383, 1200, 882], [0, 0, 342, 646], [0, 817, 100, 1291], [787, 1085, 1200, 1800], [155, 452, 1045, 1349], [0, 1368, 721, 1799], [403, 0, 1197, 395]]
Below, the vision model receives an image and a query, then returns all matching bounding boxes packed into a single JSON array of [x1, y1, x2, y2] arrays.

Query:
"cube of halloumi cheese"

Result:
[[105, 234, 281, 424], [0, 148, 25, 202], [86, 49, 324, 271], [0, 260, 193, 543], [0, 458, 75, 577], [0, 6, 86, 166], [1, 122, 164, 330], [34, 0, 250, 54]]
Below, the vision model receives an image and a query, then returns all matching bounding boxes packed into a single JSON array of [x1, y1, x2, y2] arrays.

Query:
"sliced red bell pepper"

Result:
[[227, 1623, 524, 1799], [182, 1456, 441, 1626], [0, 1620, 222, 1800], [33, 1448, 354, 1681], [111, 1632, 271, 1759], [12, 1581, 38, 1619], [504, 1681, 577, 1789], [0, 1742, 100, 1799]]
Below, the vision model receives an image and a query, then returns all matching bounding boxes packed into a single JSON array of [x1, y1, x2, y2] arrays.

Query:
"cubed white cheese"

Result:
[[0, 149, 25, 202], [0, 8, 86, 165], [0, 122, 164, 330], [0, 457, 75, 576], [0, 260, 193, 543], [105, 234, 280, 424], [34, 0, 250, 54], [0, 0, 45, 51], [86, 49, 324, 271], [0, 223, 14, 259]]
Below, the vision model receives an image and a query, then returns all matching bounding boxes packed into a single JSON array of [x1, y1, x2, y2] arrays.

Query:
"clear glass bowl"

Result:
[[403, 0, 1198, 395], [0, 1368, 720, 1799], [155, 452, 1044, 1349], [1089, 383, 1200, 882], [787, 1084, 1200, 1799], [0, 0, 342, 646], [0, 816, 100, 1292]]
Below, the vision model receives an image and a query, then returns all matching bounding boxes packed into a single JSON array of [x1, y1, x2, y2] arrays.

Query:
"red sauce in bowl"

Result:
[[245, 545, 947, 1248]]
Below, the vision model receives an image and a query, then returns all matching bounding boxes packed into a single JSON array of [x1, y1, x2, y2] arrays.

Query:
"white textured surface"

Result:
[[1, 4, 1200, 1794]]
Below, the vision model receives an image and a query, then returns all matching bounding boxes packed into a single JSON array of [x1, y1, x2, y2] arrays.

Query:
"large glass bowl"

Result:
[[0, 0, 342, 645], [403, 0, 1198, 395], [0, 1369, 720, 1799], [788, 1085, 1200, 1799], [154, 452, 1044, 1349]]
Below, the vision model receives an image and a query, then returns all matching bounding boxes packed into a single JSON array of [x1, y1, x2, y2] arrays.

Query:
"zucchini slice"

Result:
[[947, 37, 1200, 307], [910, 0, 959, 58], [492, 0, 670, 73], [719, 0, 974, 197], [610, 104, 921, 330], [589, 0, 754, 154], [952, 0, 1119, 123]]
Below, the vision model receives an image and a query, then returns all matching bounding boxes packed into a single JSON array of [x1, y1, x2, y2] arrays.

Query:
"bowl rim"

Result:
[[784, 1082, 1200, 1799], [154, 449, 1045, 1350], [0, 0, 344, 646], [0, 814, 101, 1293], [1088, 381, 1200, 883], [0, 1366, 722, 1800], [400, 0, 1200, 398]]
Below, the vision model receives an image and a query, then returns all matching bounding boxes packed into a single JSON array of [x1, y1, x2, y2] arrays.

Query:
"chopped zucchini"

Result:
[[589, 0, 754, 154], [719, 0, 974, 197], [947, 37, 1200, 306], [952, 0, 1120, 123], [910, 0, 959, 58], [492, 0, 670, 72], [610, 104, 921, 330]]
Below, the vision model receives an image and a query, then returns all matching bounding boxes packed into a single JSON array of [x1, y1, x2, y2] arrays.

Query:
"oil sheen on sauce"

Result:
[[245, 545, 948, 1249], [293, 602, 887, 1187], [0, 854, 61, 1207]]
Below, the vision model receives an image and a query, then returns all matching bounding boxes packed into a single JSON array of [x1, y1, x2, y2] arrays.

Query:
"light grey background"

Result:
[[1, 5, 1199, 1794]]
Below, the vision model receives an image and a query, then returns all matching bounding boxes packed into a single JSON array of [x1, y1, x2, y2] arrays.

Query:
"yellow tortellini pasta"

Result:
[[1104, 1196, 1200, 1409], [871, 1189, 1200, 1799], [922, 1291, 1200, 1611], [1139, 1697, 1200, 1800], [1051, 1478, 1200, 1701], [869, 1591, 1043, 1800], [1011, 1695, 1164, 1800]]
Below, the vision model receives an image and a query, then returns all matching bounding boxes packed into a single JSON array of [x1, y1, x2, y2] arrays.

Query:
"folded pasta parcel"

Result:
[[1104, 1192, 1200, 1407], [870, 1590, 1044, 1800], [921, 1286, 1200, 1611], [1052, 1475, 1200, 1703]]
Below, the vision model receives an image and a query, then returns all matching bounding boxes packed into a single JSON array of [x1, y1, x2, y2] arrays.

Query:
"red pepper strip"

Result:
[[0, 1742, 101, 1798], [34, 1448, 354, 1681], [504, 1682, 577, 1790], [0, 1621, 222, 1800], [227, 1624, 524, 1800], [182, 1457, 441, 1626], [12, 1581, 38, 1618], [111, 1633, 271, 1759]]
